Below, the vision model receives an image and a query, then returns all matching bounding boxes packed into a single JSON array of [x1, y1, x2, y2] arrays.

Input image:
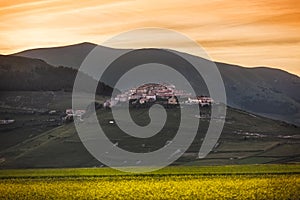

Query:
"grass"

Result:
[[0, 165, 299, 199], [1, 91, 299, 169]]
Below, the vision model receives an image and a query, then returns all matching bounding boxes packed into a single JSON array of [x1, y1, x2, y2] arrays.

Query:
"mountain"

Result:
[[216, 63, 300, 125], [13, 43, 300, 125], [14, 42, 97, 69], [0, 55, 113, 95]]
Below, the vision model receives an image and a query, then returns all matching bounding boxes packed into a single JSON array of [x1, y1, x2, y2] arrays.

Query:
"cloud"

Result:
[[0, 0, 299, 75]]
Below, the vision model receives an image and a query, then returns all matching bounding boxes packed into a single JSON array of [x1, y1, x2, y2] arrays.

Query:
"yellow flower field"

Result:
[[0, 165, 299, 199]]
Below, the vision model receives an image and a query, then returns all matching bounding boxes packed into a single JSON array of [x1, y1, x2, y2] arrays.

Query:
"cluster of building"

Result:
[[185, 96, 214, 106], [63, 109, 86, 122], [104, 83, 214, 107]]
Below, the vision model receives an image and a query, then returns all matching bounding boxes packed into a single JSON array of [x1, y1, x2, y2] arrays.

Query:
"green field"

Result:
[[0, 165, 299, 199], [1, 91, 299, 168]]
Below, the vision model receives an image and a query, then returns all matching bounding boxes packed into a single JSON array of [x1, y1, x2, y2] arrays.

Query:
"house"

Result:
[[114, 96, 120, 101], [104, 99, 118, 108], [156, 92, 173, 99], [185, 96, 214, 106], [115, 94, 128, 102], [64, 109, 86, 122], [186, 97, 199, 104], [103, 100, 111, 108], [129, 88, 137, 94], [110, 100, 118, 107], [146, 94, 156, 101], [49, 110, 57, 115], [198, 96, 214, 106], [168, 96, 178, 105], [63, 114, 73, 123], [139, 97, 148, 104], [75, 110, 86, 117], [174, 90, 192, 98], [136, 88, 147, 94], [119, 96, 128, 102], [0, 119, 15, 125], [129, 94, 142, 100], [66, 109, 74, 115]]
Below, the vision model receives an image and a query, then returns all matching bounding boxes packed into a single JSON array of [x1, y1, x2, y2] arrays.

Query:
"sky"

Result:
[[0, 0, 299, 75]]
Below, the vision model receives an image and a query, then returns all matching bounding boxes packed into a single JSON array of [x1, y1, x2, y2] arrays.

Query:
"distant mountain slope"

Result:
[[12, 43, 300, 125], [14, 42, 97, 69], [216, 63, 300, 125], [0, 55, 113, 95]]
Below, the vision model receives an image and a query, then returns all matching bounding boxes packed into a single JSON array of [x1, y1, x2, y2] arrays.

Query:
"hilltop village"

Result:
[[2, 83, 213, 124], [56, 83, 214, 123], [104, 83, 214, 108]]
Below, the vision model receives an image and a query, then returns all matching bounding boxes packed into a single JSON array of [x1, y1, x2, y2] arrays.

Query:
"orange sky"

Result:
[[0, 0, 299, 75]]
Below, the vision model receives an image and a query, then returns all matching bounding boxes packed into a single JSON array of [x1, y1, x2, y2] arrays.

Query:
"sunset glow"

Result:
[[0, 0, 299, 75]]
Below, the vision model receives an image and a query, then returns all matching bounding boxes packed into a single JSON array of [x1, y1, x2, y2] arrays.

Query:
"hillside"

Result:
[[216, 63, 300, 125], [0, 92, 299, 168], [0, 55, 113, 95], [13, 42, 97, 69], [13, 43, 300, 125]]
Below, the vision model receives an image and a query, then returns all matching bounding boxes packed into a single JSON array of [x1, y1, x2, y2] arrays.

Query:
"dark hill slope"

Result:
[[0, 55, 113, 95]]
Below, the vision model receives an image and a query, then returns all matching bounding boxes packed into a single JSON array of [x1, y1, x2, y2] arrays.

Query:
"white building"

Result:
[[146, 95, 156, 100]]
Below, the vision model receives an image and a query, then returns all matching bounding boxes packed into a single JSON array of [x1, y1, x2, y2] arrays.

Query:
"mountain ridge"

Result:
[[11, 42, 299, 77], [8, 43, 300, 126]]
